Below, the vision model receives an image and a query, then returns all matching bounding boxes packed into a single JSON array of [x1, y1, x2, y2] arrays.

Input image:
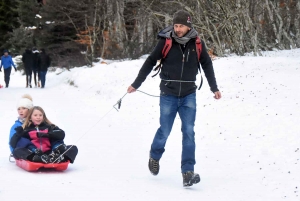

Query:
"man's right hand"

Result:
[[127, 85, 136, 93]]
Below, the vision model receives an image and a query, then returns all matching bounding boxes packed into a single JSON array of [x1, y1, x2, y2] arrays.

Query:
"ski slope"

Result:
[[0, 49, 299, 201]]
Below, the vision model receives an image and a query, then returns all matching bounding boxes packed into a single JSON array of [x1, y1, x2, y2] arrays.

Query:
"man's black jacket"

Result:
[[131, 37, 219, 97]]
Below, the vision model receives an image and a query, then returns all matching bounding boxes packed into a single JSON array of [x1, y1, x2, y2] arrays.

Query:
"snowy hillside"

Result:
[[0, 49, 299, 201]]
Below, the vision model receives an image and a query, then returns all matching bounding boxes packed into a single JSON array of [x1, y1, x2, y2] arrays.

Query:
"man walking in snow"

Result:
[[37, 48, 51, 88], [22, 48, 34, 88], [127, 10, 221, 187], [0, 50, 17, 88], [32, 47, 40, 87]]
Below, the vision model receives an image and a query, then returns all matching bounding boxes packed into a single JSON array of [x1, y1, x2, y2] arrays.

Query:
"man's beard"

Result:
[[175, 31, 184, 36]]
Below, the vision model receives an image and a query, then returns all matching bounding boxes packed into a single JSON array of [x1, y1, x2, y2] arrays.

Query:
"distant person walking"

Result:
[[22, 48, 34, 88], [32, 47, 40, 87], [0, 50, 17, 88], [37, 48, 51, 88]]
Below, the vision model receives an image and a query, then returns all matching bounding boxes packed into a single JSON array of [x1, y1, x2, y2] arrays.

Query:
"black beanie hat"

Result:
[[173, 10, 192, 28]]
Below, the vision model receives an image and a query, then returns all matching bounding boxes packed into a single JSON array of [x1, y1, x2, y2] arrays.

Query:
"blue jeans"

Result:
[[4, 67, 12, 87], [39, 70, 47, 88], [150, 92, 196, 173]]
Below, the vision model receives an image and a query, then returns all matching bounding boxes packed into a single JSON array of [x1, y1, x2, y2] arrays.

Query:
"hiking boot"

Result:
[[54, 154, 65, 163], [32, 154, 42, 163], [53, 144, 67, 154], [182, 171, 200, 187], [48, 151, 55, 162], [48, 144, 67, 163], [148, 157, 160, 175], [48, 151, 65, 163], [32, 153, 50, 164], [40, 154, 50, 163]]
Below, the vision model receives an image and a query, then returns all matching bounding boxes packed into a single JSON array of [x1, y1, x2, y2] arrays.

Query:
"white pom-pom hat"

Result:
[[17, 94, 33, 109]]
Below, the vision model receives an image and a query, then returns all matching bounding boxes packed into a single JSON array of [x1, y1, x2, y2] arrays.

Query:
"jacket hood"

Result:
[[157, 26, 173, 39]]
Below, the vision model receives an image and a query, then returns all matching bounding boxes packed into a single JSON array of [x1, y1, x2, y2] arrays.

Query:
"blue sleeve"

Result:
[[9, 124, 19, 152], [9, 123, 34, 152], [10, 57, 16, 68]]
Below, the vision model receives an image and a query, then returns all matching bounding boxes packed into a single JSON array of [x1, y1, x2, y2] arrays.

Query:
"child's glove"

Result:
[[15, 126, 24, 134], [37, 132, 49, 138]]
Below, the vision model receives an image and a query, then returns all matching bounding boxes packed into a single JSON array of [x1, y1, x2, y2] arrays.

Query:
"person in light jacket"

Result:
[[0, 50, 17, 88]]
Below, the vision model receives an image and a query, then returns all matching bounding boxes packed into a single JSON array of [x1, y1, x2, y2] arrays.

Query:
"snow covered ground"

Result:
[[0, 49, 299, 201]]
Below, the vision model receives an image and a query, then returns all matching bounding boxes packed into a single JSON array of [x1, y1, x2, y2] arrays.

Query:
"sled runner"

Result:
[[15, 159, 70, 172]]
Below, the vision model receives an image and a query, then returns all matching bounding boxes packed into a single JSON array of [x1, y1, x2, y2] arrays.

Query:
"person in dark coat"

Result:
[[37, 48, 51, 88], [127, 10, 221, 187], [0, 50, 17, 88], [22, 48, 34, 88], [10, 106, 78, 164], [32, 47, 40, 87]]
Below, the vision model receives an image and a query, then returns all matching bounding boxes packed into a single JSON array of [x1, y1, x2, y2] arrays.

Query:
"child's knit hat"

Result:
[[17, 94, 33, 109]]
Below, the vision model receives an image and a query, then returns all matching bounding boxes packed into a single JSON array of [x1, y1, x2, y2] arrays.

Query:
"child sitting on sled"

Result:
[[10, 106, 78, 164], [9, 94, 35, 153]]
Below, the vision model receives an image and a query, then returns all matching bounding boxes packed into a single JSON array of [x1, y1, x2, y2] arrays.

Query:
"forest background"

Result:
[[0, 0, 299, 67]]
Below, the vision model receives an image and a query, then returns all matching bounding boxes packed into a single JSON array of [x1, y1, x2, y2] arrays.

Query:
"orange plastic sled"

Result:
[[16, 159, 70, 172]]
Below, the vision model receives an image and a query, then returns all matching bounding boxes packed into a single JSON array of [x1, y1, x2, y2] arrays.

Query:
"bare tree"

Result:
[[14, 0, 299, 66]]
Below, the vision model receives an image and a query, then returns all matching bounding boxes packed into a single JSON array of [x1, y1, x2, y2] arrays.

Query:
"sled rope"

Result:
[[113, 90, 160, 111], [52, 90, 159, 163], [52, 92, 129, 163], [113, 92, 128, 111], [52, 106, 116, 163], [137, 90, 160, 97]]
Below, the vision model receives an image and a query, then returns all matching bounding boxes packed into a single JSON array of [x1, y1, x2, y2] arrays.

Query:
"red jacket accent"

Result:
[[28, 129, 51, 152]]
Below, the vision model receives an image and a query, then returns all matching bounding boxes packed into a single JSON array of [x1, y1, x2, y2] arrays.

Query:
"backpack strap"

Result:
[[195, 36, 202, 61], [152, 37, 172, 77], [195, 36, 203, 90], [162, 37, 172, 59]]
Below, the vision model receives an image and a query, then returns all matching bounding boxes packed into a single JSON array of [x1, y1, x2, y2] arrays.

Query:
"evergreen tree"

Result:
[[17, 0, 41, 27], [7, 0, 41, 54], [37, 0, 89, 67], [0, 0, 19, 50]]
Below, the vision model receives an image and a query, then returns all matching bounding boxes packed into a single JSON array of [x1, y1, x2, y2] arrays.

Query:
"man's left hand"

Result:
[[214, 91, 221, 99]]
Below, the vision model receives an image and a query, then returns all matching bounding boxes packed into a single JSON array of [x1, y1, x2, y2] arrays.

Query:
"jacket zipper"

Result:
[[36, 126, 43, 152], [186, 49, 190, 62], [178, 44, 185, 96]]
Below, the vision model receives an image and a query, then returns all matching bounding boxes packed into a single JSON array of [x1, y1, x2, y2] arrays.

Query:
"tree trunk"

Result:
[[295, 0, 300, 47]]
